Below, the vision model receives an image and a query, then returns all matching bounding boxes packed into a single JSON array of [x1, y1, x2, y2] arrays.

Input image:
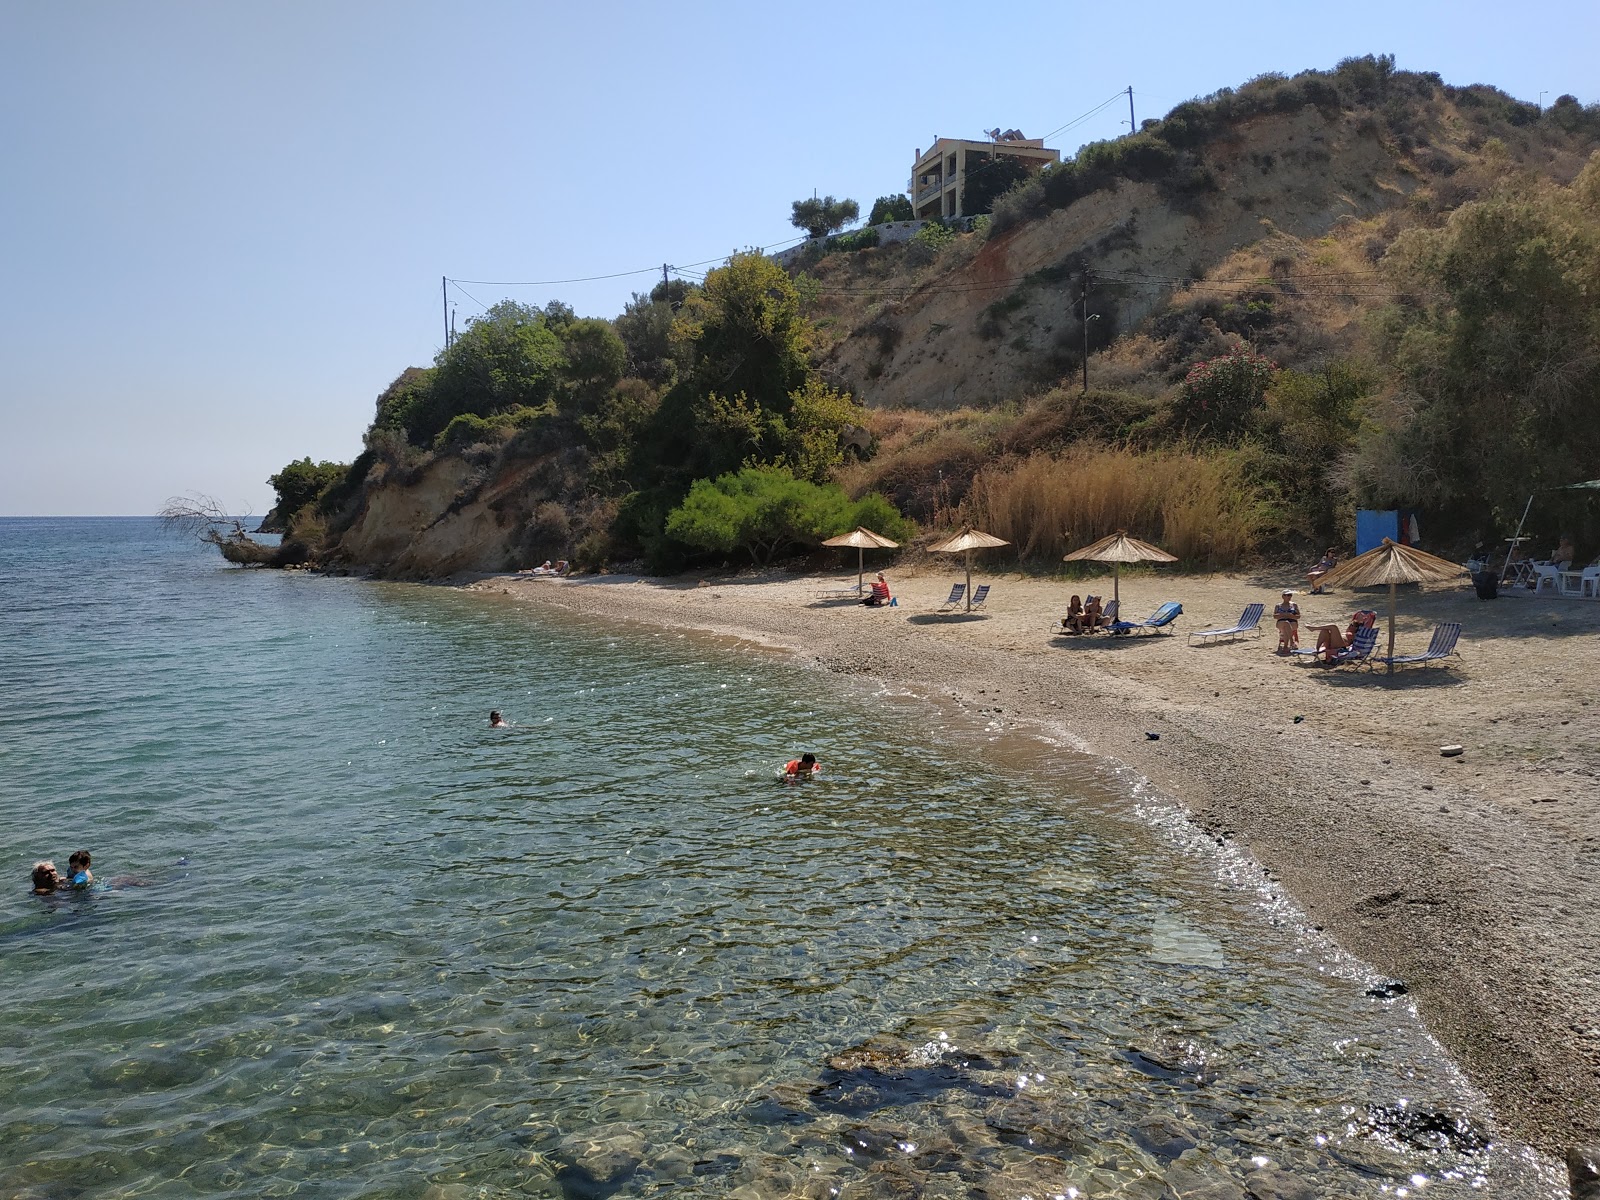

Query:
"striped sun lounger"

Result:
[[1188, 603, 1264, 644], [1375, 622, 1462, 669]]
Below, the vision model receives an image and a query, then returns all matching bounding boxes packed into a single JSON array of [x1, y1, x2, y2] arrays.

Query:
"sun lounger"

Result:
[[1188, 603, 1264, 644], [936, 584, 965, 612], [1375, 622, 1461, 669], [968, 584, 991, 610], [1106, 601, 1183, 636], [1293, 623, 1379, 666]]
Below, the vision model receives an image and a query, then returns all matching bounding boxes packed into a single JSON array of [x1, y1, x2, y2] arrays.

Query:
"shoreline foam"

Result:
[[470, 565, 1600, 1157]]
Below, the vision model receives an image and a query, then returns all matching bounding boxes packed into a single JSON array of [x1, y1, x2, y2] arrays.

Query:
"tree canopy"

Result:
[[867, 194, 914, 224], [1363, 155, 1600, 523], [791, 195, 860, 239]]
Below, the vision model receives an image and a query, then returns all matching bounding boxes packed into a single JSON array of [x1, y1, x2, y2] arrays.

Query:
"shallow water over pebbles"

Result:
[[0, 519, 1563, 1198]]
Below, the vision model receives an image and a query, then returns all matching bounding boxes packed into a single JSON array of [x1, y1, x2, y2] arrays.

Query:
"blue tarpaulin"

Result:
[[1356, 510, 1420, 555]]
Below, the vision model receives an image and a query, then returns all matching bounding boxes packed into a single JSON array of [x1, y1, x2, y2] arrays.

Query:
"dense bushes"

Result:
[[1174, 344, 1279, 439], [665, 466, 912, 566]]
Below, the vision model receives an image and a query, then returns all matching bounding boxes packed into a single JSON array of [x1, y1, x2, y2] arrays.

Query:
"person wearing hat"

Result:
[[1274, 589, 1300, 654]]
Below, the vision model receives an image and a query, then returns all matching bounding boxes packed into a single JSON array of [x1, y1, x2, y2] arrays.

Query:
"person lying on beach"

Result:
[[489, 710, 507, 728], [784, 752, 821, 780], [67, 850, 93, 888], [1311, 613, 1369, 663], [1306, 548, 1338, 594], [31, 861, 60, 894], [1060, 595, 1085, 633], [1274, 590, 1300, 653], [862, 573, 892, 607]]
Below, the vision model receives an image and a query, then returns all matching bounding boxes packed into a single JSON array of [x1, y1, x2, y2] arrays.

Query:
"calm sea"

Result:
[[0, 518, 1562, 1199]]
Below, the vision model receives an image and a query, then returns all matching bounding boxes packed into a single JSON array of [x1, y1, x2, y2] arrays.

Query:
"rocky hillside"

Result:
[[251, 58, 1600, 577], [808, 73, 1597, 414]]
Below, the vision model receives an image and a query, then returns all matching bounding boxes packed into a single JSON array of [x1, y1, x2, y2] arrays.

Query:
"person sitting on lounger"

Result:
[[1061, 595, 1085, 633], [1306, 548, 1338, 594], [1274, 590, 1300, 654], [1081, 595, 1104, 632], [862, 573, 892, 606], [1312, 612, 1367, 663]]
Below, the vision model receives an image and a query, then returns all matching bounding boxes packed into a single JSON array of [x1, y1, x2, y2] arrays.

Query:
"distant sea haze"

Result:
[[0, 517, 1563, 1198]]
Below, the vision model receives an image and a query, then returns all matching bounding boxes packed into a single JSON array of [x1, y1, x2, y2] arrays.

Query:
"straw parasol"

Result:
[[1063, 532, 1177, 609], [1315, 538, 1466, 673], [821, 526, 900, 592], [928, 527, 1009, 611]]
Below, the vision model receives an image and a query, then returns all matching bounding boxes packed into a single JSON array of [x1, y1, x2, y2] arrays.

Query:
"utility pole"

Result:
[[662, 262, 670, 302], [1127, 86, 1136, 133], [441, 276, 450, 349]]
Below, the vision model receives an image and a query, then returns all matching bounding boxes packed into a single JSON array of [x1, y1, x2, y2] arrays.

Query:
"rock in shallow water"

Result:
[[1243, 1164, 1317, 1200]]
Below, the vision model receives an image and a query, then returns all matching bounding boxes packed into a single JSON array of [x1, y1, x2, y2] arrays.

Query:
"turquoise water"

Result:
[[0, 518, 1561, 1199]]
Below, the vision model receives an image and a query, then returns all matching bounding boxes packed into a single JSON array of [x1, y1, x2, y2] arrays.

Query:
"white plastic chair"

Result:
[[1582, 565, 1600, 599], [1531, 563, 1562, 594]]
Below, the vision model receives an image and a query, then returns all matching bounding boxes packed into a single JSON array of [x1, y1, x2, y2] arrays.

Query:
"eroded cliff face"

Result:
[[335, 456, 522, 578], [816, 107, 1421, 411]]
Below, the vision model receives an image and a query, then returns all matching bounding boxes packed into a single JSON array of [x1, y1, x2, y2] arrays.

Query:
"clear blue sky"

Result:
[[3, 0, 1595, 515]]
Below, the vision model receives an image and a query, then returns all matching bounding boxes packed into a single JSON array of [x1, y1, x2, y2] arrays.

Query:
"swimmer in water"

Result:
[[67, 850, 93, 888], [489, 710, 507, 728], [31, 861, 60, 895], [783, 752, 821, 780]]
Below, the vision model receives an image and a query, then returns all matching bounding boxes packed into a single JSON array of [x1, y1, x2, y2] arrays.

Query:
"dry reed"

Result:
[[962, 445, 1271, 565]]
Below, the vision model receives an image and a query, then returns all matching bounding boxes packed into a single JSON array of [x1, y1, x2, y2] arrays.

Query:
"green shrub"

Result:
[[1175, 344, 1279, 439], [665, 466, 910, 565]]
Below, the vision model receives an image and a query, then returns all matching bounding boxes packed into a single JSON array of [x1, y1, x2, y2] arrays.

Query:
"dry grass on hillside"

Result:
[[960, 446, 1269, 564]]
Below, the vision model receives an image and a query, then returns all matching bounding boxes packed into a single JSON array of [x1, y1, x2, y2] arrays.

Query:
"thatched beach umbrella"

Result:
[[928, 527, 1009, 611], [1316, 538, 1466, 673], [1063, 532, 1177, 610], [821, 526, 900, 593]]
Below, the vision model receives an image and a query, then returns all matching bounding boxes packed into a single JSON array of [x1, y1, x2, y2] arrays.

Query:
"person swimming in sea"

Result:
[[784, 752, 821, 780], [490, 710, 507, 728], [67, 850, 93, 888], [31, 861, 60, 894]]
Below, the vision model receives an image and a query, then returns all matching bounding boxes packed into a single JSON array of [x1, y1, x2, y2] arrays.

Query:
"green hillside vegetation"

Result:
[[262, 56, 1600, 576]]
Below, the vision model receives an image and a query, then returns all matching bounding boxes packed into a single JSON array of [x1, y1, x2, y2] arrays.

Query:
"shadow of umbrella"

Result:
[[821, 526, 900, 594], [928, 528, 1009, 612], [1316, 538, 1466, 673], [1063, 531, 1177, 611]]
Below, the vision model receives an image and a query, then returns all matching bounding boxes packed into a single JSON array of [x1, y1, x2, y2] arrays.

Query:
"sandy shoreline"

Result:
[[470, 565, 1600, 1158]]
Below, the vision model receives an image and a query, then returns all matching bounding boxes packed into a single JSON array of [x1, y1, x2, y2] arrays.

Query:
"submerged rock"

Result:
[[810, 1035, 1013, 1117], [1364, 979, 1409, 999], [1160, 1164, 1249, 1200], [1569, 1146, 1600, 1200], [1243, 1164, 1317, 1200], [1361, 1102, 1488, 1154]]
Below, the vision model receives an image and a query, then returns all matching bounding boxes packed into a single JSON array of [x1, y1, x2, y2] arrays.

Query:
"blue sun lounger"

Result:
[[1188, 603, 1264, 644], [968, 584, 991, 610], [1375, 622, 1461, 670], [1106, 601, 1183, 636], [937, 584, 965, 612]]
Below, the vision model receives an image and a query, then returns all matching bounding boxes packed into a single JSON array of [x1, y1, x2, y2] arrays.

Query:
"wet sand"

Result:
[[471, 566, 1600, 1158]]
